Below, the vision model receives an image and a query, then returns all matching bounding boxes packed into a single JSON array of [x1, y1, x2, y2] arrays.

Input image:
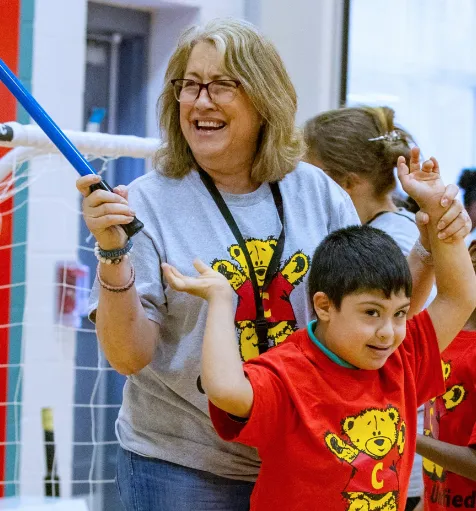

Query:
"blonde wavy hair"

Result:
[[154, 18, 305, 182]]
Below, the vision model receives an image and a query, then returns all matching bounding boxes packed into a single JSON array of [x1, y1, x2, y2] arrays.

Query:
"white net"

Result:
[[0, 123, 159, 510]]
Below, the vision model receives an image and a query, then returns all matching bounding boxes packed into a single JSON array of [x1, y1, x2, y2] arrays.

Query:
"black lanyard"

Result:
[[199, 169, 285, 354]]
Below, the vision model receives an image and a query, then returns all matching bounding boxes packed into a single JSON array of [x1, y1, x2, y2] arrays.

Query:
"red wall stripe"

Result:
[[0, 0, 21, 496]]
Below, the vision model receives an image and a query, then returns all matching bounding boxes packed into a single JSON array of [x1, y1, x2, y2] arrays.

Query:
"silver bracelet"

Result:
[[414, 238, 433, 266]]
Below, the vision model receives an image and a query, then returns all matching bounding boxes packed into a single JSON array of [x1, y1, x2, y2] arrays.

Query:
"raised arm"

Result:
[[397, 149, 476, 351], [77, 174, 159, 375], [162, 260, 254, 418], [406, 233, 434, 318], [416, 434, 476, 481], [407, 185, 470, 317]]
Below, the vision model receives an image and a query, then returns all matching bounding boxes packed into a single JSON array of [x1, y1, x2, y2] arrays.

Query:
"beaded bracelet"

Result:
[[97, 264, 135, 293], [94, 238, 133, 265], [414, 238, 433, 266]]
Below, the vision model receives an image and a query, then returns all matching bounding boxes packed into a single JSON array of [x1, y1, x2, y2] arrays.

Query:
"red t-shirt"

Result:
[[423, 331, 476, 510], [210, 310, 445, 511]]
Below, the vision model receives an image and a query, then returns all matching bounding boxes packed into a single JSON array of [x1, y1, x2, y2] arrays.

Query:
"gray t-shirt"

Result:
[[89, 161, 359, 480]]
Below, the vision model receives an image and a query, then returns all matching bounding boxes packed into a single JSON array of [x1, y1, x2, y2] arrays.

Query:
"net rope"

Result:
[[0, 124, 159, 509]]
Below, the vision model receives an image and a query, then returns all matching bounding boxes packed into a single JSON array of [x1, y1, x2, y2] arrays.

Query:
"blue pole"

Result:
[[0, 58, 95, 177], [0, 58, 144, 237]]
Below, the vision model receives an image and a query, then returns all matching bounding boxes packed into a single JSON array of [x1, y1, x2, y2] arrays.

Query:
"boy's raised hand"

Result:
[[397, 147, 445, 212], [162, 259, 232, 301]]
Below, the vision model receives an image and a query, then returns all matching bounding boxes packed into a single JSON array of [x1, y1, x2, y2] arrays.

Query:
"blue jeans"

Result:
[[116, 447, 254, 510]]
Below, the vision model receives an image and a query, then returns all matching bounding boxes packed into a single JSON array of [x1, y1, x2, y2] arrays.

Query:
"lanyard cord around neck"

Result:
[[198, 169, 285, 354]]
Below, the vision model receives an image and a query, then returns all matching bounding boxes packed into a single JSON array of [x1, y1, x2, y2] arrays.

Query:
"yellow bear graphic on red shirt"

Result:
[[422, 360, 466, 482], [325, 406, 405, 511]]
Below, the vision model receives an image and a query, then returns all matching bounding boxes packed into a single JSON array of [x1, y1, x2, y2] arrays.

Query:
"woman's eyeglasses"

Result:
[[171, 79, 241, 104]]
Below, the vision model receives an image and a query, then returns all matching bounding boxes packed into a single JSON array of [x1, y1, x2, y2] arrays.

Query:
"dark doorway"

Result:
[[73, 3, 150, 510]]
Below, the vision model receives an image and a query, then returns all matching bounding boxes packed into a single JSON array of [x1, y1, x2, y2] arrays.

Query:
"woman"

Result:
[[305, 107, 429, 254], [304, 105, 463, 511], [77, 21, 469, 511]]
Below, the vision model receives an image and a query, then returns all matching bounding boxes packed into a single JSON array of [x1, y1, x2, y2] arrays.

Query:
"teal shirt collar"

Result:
[[307, 320, 357, 369]]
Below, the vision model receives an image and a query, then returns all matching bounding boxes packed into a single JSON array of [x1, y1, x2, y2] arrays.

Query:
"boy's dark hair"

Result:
[[308, 225, 412, 309]]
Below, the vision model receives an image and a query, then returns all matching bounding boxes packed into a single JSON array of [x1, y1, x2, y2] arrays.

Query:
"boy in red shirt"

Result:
[[162, 153, 476, 510], [417, 242, 476, 510]]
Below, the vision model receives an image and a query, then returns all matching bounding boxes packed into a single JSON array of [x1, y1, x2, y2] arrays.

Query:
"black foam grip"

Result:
[[121, 216, 144, 238], [89, 180, 144, 238]]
